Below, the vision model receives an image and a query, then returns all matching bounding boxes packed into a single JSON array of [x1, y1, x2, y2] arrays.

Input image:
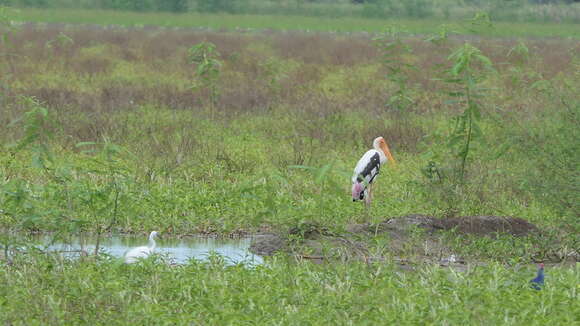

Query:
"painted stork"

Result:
[[124, 231, 159, 264], [351, 136, 396, 208]]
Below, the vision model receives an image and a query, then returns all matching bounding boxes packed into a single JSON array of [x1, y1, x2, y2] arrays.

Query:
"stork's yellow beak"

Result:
[[380, 141, 396, 166]]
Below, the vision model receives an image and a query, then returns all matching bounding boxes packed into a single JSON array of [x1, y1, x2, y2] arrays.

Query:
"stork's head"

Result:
[[352, 183, 363, 201], [373, 136, 396, 165]]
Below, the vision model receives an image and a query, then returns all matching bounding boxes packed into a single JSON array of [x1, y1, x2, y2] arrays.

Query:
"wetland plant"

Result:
[[444, 42, 494, 181], [188, 41, 222, 108]]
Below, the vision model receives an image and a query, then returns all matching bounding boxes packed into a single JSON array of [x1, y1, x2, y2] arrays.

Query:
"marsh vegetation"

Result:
[[0, 6, 578, 324]]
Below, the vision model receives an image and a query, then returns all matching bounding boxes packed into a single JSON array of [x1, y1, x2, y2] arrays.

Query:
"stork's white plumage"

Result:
[[124, 231, 159, 264], [351, 137, 396, 208]]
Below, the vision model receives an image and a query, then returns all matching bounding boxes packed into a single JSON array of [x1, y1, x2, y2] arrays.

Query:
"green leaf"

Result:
[[475, 53, 493, 68], [471, 122, 483, 138], [491, 142, 511, 160]]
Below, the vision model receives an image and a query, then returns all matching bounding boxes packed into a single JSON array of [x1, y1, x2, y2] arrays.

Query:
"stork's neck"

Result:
[[374, 143, 387, 164]]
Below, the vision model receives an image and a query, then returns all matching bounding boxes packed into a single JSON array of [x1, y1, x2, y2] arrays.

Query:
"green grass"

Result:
[[0, 106, 573, 234], [1, 254, 578, 325], [0, 21, 577, 236], [8, 7, 580, 38]]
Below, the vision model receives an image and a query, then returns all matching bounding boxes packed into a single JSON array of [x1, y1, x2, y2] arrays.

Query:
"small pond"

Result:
[[32, 234, 263, 266]]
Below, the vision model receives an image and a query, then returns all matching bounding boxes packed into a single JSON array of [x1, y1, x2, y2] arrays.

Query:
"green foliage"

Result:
[[74, 141, 133, 251], [1, 255, 578, 324], [1, 97, 53, 261], [1, 98, 134, 255], [374, 26, 417, 110], [420, 42, 496, 215], [188, 41, 222, 107], [45, 31, 74, 49], [464, 11, 494, 34], [259, 57, 290, 96], [8, 97, 54, 172], [289, 162, 351, 220], [425, 24, 457, 45], [444, 43, 494, 180], [0, 23, 576, 233], [507, 40, 531, 69], [505, 40, 539, 91], [510, 88, 579, 222], [0, 21, 575, 237]]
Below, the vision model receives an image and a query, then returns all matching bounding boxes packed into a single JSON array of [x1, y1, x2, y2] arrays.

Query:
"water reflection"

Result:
[[35, 234, 263, 266]]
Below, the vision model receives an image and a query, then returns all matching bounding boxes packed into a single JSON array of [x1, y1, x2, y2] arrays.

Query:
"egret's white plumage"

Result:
[[351, 137, 395, 207], [124, 231, 158, 264]]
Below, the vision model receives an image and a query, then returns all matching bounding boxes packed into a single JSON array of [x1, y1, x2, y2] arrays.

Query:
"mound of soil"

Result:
[[249, 215, 540, 258], [351, 214, 539, 237], [431, 216, 539, 236], [348, 214, 442, 235], [249, 234, 286, 256]]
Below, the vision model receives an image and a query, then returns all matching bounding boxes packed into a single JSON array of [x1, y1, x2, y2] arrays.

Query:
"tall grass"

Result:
[[0, 24, 577, 236], [1, 254, 578, 325]]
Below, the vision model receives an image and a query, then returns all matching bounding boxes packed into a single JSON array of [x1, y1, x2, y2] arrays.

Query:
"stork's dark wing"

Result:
[[352, 151, 381, 200]]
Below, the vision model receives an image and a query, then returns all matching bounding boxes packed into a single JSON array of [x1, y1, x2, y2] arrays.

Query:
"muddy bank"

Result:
[[249, 215, 577, 267], [343, 214, 539, 236]]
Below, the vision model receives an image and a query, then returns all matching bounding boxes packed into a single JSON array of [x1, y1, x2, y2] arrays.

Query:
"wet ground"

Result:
[[3, 215, 576, 270], [249, 215, 579, 269]]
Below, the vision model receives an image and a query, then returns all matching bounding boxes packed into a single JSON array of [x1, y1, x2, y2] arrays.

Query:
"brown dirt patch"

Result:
[[249, 215, 541, 262], [431, 216, 539, 236], [249, 234, 287, 256], [348, 214, 539, 237]]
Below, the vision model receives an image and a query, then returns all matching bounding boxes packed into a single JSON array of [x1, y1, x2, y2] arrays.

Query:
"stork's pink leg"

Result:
[[364, 184, 372, 209]]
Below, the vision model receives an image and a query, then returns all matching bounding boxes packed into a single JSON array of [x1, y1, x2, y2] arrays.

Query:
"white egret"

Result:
[[124, 231, 159, 264]]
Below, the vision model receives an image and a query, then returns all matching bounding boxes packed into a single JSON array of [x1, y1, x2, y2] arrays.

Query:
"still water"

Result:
[[35, 234, 263, 265]]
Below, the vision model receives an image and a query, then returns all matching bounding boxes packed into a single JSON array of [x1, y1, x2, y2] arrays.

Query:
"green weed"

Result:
[[0, 254, 578, 324]]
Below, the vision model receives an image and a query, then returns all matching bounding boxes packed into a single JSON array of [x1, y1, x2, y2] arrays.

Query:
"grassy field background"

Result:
[[7, 7, 580, 38], [0, 7, 579, 325], [1, 23, 577, 234]]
